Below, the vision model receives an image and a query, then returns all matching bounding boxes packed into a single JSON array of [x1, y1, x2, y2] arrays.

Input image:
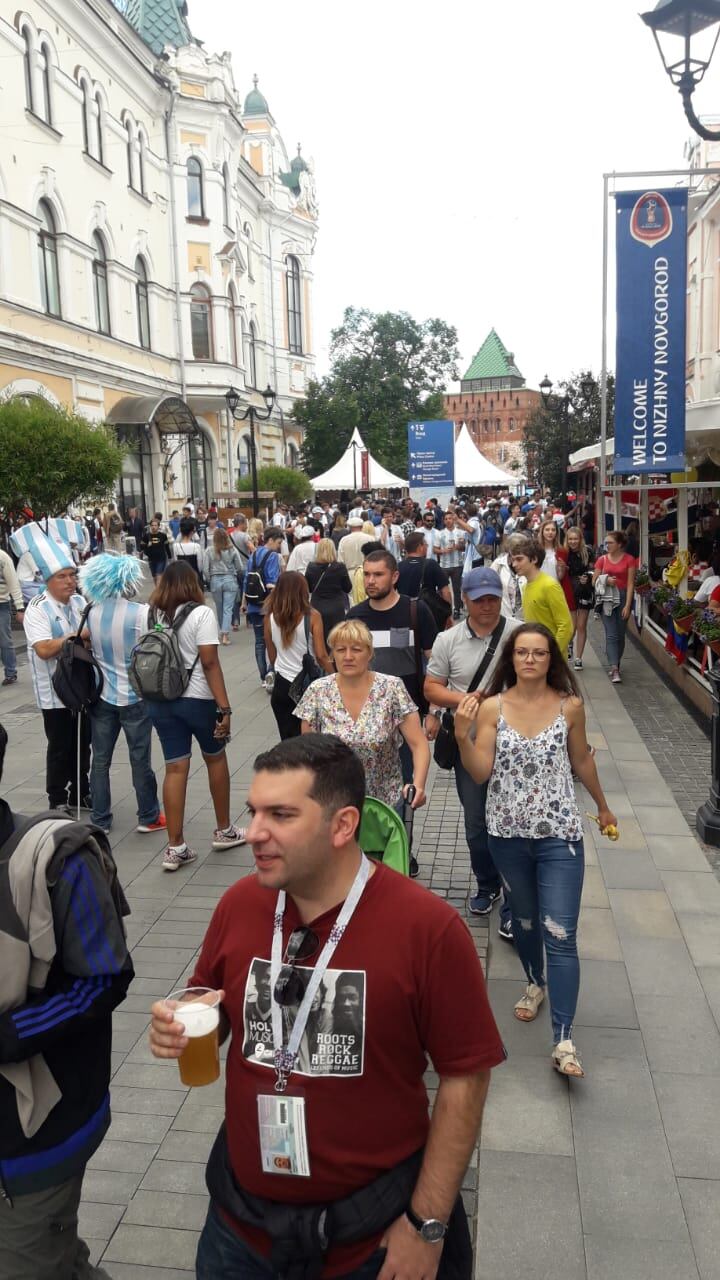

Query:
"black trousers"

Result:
[[41, 708, 91, 807], [270, 673, 302, 741]]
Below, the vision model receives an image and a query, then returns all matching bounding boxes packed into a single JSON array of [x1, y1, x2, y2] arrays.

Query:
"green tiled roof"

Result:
[[463, 329, 523, 382], [124, 0, 191, 54]]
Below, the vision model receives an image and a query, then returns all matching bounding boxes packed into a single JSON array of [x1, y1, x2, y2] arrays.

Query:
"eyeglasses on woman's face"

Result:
[[513, 647, 551, 662]]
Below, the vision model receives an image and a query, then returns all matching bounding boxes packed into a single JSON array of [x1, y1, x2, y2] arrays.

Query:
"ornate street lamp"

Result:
[[225, 384, 276, 517], [641, 0, 720, 140], [540, 376, 594, 503]]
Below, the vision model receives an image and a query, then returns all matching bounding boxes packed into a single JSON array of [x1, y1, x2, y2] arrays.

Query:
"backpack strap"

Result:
[[169, 602, 201, 677]]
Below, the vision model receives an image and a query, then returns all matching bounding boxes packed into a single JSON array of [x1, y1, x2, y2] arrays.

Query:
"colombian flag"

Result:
[[665, 617, 690, 665]]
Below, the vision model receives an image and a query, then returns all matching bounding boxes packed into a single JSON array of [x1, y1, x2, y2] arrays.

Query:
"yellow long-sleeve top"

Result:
[[521, 572, 574, 654]]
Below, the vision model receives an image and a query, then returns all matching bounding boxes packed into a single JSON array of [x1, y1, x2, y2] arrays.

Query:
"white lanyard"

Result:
[[270, 855, 370, 1093]]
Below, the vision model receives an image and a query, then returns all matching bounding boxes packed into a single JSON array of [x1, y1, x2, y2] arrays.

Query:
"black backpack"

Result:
[[417, 561, 451, 630], [244, 548, 273, 603], [51, 603, 104, 713]]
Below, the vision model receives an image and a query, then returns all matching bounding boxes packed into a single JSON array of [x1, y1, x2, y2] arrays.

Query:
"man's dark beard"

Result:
[[367, 586, 392, 601]]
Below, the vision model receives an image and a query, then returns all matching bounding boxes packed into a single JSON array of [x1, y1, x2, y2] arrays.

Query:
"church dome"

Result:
[[291, 144, 308, 174], [244, 75, 269, 116]]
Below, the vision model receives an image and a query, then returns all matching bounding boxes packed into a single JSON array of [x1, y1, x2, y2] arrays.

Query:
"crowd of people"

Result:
[[0, 483, 627, 1279]]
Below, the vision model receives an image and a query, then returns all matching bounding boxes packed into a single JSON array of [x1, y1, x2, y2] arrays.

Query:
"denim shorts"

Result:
[[146, 697, 225, 763]]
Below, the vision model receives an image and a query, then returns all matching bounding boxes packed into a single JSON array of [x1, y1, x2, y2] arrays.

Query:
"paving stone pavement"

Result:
[[2, 620, 720, 1278]]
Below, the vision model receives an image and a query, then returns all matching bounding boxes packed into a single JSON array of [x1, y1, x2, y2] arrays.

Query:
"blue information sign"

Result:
[[407, 420, 455, 488], [614, 188, 687, 475]]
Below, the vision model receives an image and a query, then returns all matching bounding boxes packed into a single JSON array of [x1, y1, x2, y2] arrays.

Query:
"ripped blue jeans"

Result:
[[488, 834, 585, 1043]]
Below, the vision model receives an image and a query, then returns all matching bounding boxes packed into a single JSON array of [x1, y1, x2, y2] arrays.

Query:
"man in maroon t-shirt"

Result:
[[150, 735, 505, 1279]]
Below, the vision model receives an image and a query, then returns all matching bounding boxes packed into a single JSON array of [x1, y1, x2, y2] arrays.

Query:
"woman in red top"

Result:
[[592, 529, 636, 683]]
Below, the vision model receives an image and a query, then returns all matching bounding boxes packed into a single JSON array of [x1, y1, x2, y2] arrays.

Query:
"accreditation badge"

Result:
[[257, 1093, 311, 1177]]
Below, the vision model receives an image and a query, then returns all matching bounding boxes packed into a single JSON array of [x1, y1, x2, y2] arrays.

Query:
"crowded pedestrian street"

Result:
[[2, 617, 719, 1280]]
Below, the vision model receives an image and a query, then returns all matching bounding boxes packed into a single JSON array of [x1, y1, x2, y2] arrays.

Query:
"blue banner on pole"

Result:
[[614, 188, 687, 475], [407, 420, 455, 488]]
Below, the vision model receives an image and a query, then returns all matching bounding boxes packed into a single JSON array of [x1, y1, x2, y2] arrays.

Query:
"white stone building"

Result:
[[0, 0, 317, 516]]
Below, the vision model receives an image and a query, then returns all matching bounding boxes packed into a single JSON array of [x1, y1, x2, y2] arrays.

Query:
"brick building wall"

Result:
[[442, 387, 541, 472]]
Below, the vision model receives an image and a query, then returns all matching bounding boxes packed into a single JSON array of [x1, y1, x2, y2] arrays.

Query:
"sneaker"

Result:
[[498, 917, 514, 942], [2, 673, 18, 686], [264, 672, 275, 693], [573, 658, 583, 670], [409, 856, 420, 879], [136, 814, 167, 833], [468, 888, 501, 916], [610, 668, 622, 684], [212, 824, 247, 850], [162, 844, 197, 872]]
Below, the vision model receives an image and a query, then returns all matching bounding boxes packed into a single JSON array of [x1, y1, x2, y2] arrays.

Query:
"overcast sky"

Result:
[[194, 0, 709, 392]]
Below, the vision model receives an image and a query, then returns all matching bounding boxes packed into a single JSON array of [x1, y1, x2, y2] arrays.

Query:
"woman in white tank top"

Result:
[[264, 572, 331, 740]]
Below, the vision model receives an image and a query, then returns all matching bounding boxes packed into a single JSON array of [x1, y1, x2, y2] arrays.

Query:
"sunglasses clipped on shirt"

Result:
[[273, 927, 319, 1007]]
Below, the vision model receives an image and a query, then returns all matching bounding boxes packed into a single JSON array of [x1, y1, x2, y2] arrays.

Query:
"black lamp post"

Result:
[[642, 1, 720, 140], [225, 384, 276, 518], [539, 376, 594, 505]]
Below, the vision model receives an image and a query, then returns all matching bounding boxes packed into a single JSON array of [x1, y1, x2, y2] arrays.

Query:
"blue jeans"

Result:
[[90, 698, 159, 829], [488, 833, 585, 1043], [0, 602, 16, 677], [212, 574, 239, 636], [249, 612, 269, 680], [196, 1202, 386, 1280], [601, 589, 627, 669], [232, 573, 245, 626], [454, 759, 511, 926]]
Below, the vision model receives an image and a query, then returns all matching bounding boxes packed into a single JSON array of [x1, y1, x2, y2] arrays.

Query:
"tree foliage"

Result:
[[237, 464, 312, 505], [0, 397, 124, 515], [295, 307, 460, 479], [523, 371, 615, 496]]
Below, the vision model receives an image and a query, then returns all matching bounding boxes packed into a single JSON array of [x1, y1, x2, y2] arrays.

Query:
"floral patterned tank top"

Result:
[[485, 694, 583, 841]]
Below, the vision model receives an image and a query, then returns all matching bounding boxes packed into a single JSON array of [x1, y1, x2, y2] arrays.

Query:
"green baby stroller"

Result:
[[358, 786, 417, 877]]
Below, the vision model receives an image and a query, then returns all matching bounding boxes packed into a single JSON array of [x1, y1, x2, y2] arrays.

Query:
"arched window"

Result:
[[22, 28, 33, 112], [125, 119, 135, 188], [238, 435, 252, 478], [243, 222, 253, 278], [285, 255, 302, 354], [187, 157, 204, 218], [92, 231, 110, 334], [94, 93, 104, 165], [508, 417, 515, 432], [222, 164, 232, 229], [39, 42, 52, 124], [135, 256, 150, 349], [37, 200, 60, 317], [228, 286, 238, 367], [246, 321, 258, 387], [483, 419, 489, 432], [286, 441, 299, 470], [137, 131, 146, 196], [190, 283, 213, 359], [495, 418, 501, 432]]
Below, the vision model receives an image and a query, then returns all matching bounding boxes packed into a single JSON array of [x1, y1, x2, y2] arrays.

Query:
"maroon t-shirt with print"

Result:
[[191, 860, 505, 1277]]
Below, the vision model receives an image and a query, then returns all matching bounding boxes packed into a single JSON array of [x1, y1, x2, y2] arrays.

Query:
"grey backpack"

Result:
[[129, 603, 200, 701]]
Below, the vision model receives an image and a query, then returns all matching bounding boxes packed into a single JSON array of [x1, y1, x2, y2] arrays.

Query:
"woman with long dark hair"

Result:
[[454, 623, 616, 1078], [145, 561, 246, 870], [264, 571, 331, 739], [566, 526, 594, 669]]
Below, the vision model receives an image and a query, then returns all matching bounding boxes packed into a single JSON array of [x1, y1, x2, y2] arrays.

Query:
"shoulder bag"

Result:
[[433, 617, 506, 770], [288, 615, 324, 705]]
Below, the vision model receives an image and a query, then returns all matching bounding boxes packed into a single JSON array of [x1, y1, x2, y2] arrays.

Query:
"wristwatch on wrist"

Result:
[[405, 1206, 448, 1244], [426, 708, 441, 719], [217, 706, 232, 715]]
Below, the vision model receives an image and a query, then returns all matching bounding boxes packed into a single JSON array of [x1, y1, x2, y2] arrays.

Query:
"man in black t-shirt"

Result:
[[397, 531, 451, 618], [347, 551, 437, 782]]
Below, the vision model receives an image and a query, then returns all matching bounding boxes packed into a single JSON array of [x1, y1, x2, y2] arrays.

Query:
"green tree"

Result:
[[295, 307, 460, 478], [523, 371, 615, 496], [0, 397, 124, 514], [237, 465, 312, 506]]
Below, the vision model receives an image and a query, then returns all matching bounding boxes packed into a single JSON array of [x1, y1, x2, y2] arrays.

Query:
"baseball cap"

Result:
[[348, 516, 363, 527], [461, 567, 503, 600], [299, 525, 315, 539]]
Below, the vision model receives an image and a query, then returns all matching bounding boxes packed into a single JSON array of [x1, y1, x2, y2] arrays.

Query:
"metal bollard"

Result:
[[697, 666, 720, 847]]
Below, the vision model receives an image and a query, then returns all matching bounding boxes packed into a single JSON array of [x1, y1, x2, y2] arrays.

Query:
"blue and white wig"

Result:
[[79, 554, 143, 602]]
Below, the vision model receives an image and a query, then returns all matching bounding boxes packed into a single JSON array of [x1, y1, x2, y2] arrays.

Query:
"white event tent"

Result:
[[454, 423, 516, 487], [310, 428, 407, 490]]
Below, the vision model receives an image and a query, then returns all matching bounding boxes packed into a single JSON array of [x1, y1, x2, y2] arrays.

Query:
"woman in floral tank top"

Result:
[[454, 623, 616, 1079]]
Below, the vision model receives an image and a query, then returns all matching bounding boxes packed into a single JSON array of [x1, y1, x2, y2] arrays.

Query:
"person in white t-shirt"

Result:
[[143, 561, 246, 872], [420, 510, 441, 560]]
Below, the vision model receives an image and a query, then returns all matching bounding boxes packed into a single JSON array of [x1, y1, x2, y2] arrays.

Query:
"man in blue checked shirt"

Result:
[[0, 720, 133, 1279], [78, 555, 165, 837]]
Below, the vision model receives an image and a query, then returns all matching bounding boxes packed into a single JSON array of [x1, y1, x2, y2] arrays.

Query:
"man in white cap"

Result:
[[12, 524, 91, 811], [338, 516, 368, 573], [286, 524, 318, 574]]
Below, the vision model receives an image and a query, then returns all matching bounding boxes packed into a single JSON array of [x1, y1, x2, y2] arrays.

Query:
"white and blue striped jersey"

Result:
[[23, 591, 86, 710], [86, 599, 150, 706]]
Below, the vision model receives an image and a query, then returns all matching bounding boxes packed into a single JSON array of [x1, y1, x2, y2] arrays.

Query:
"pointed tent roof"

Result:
[[310, 428, 407, 490], [463, 329, 523, 382], [454, 424, 516, 486], [124, 0, 191, 54]]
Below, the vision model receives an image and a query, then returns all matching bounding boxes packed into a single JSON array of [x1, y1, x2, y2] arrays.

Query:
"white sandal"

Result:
[[513, 983, 545, 1022], [552, 1039, 584, 1077]]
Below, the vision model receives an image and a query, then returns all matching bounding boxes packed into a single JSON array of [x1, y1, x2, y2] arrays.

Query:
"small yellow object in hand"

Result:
[[586, 813, 620, 841]]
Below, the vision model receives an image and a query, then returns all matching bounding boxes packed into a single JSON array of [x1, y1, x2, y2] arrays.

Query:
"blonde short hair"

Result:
[[315, 538, 337, 564], [362, 521, 376, 537], [328, 619, 374, 654]]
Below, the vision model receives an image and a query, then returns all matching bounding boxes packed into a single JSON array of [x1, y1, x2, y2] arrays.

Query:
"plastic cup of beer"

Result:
[[167, 987, 221, 1087]]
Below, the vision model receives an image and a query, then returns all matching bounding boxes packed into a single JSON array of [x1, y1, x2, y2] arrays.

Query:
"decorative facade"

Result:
[[443, 330, 540, 473], [0, 0, 317, 516]]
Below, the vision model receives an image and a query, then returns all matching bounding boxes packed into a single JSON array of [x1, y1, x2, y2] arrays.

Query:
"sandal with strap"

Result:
[[552, 1039, 585, 1078], [514, 983, 545, 1022]]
